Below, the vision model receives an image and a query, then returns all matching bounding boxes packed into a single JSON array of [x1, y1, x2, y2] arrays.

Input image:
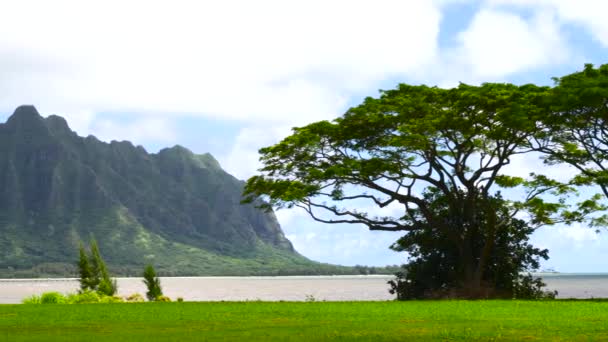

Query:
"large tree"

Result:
[[244, 82, 595, 297]]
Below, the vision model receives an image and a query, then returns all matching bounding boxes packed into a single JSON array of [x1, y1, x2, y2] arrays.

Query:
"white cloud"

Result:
[[502, 152, 577, 182], [0, 0, 441, 124], [556, 224, 599, 246], [91, 117, 178, 145], [531, 222, 603, 271], [218, 125, 293, 179], [446, 8, 569, 80], [51, 109, 96, 137], [281, 209, 404, 266], [486, 0, 608, 47]]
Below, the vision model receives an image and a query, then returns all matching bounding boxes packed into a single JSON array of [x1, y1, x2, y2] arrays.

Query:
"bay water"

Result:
[[1, 274, 607, 304]]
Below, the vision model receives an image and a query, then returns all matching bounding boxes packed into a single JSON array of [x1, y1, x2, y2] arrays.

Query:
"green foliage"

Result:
[[88, 240, 103, 291], [99, 296, 124, 304], [21, 295, 41, 304], [124, 293, 145, 303], [142, 264, 163, 301], [513, 274, 557, 300], [66, 291, 101, 304], [77, 244, 94, 292], [541, 63, 608, 206], [23, 290, 126, 304], [98, 277, 118, 297], [77, 239, 117, 296], [40, 292, 67, 304], [156, 296, 171, 302], [388, 191, 554, 299]]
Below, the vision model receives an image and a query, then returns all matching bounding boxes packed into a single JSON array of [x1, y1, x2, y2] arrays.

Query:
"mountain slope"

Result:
[[0, 105, 349, 277]]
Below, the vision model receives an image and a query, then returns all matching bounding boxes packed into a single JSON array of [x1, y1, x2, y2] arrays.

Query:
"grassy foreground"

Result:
[[1, 301, 607, 341]]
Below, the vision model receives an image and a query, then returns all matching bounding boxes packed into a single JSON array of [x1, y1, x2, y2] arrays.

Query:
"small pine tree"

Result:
[[77, 244, 93, 292], [97, 277, 117, 296], [90, 240, 117, 296], [143, 264, 163, 301], [88, 240, 103, 290], [76, 239, 117, 296]]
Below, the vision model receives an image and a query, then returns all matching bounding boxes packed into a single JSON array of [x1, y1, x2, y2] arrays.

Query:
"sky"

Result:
[[1, 0, 608, 271]]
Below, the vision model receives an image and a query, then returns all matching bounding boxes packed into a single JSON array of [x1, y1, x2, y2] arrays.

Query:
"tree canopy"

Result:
[[538, 64, 608, 202], [244, 65, 607, 298]]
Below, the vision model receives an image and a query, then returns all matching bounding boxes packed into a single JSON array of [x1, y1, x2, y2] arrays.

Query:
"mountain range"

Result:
[[0, 105, 357, 277]]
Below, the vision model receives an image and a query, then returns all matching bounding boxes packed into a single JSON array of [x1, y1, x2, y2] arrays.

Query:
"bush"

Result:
[[513, 274, 558, 300], [23, 291, 130, 305], [124, 293, 145, 303], [40, 292, 67, 304], [177, 297, 184, 303], [156, 296, 171, 302], [389, 192, 554, 300], [99, 296, 124, 303], [66, 291, 101, 304], [22, 295, 41, 304]]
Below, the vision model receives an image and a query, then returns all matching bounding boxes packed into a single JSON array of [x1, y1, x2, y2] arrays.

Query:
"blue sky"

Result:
[[1, 0, 608, 271]]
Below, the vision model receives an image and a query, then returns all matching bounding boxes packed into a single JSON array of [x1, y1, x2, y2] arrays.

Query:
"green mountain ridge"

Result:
[[0, 105, 353, 277]]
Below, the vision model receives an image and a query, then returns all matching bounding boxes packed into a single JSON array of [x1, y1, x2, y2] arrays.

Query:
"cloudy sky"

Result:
[[1, 0, 608, 271]]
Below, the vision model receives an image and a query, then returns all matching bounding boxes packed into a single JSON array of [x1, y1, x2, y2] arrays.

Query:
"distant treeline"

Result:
[[0, 262, 402, 278]]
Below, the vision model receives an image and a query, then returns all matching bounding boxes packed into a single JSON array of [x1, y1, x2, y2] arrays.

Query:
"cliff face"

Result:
[[0, 105, 325, 277]]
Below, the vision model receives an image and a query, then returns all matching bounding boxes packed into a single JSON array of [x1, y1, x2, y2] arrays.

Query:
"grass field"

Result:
[[1, 300, 607, 341]]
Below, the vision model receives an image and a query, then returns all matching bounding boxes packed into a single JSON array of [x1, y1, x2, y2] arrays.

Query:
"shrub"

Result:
[[124, 293, 145, 303], [177, 297, 184, 303], [22, 295, 41, 304], [67, 290, 101, 304], [513, 273, 558, 300], [40, 292, 67, 304], [389, 192, 555, 300], [99, 295, 124, 303], [157, 296, 171, 302]]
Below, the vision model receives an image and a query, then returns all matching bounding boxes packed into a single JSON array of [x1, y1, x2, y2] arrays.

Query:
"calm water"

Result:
[[0, 274, 606, 304]]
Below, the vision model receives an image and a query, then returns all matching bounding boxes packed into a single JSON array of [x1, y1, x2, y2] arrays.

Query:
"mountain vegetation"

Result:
[[0, 105, 359, 277]]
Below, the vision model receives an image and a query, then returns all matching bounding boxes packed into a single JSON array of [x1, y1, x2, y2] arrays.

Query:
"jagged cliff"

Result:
[[0, 106, 349, 277]]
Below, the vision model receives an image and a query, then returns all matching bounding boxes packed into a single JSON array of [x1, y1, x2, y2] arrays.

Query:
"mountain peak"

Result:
[[158, 145, 222, 171], [7, 105, 42, 123], [45, 115, 74, 136], [5, 105, 48, 134], [12, 105, 40, 116]]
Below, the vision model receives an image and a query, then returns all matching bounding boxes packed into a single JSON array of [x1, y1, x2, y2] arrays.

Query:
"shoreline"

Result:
[[2, 272, 608, 281], [0, 274, 395, 282]]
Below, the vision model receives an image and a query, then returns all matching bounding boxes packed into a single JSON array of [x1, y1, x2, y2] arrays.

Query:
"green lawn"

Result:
[[1, 301, 607, 341]]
